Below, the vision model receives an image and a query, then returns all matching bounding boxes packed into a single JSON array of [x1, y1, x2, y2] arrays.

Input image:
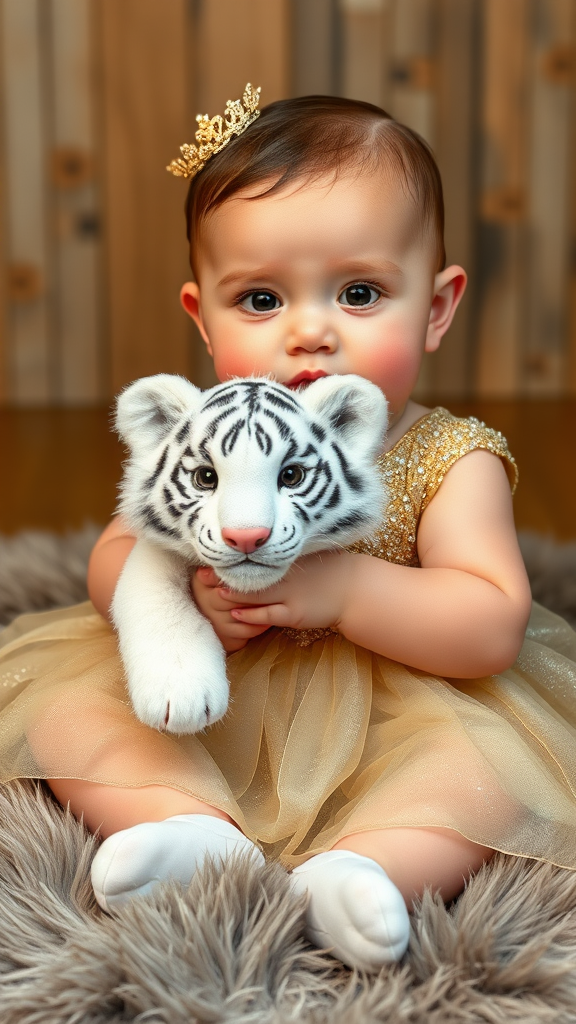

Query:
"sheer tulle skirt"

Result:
[[1, 601, 576, 868]]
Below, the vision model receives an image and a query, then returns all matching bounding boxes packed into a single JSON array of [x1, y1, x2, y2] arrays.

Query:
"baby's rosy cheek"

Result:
[[212, 348, 259, 380], [361, 343, 419, 393]]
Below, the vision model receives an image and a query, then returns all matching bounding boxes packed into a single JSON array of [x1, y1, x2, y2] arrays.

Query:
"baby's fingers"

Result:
[[195, 566, 221, 588], [231, 604, 291, 627]]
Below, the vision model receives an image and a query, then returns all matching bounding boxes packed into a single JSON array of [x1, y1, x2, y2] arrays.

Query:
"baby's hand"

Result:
[[219, 551, 354, 632], [192, 566, 271, 653]]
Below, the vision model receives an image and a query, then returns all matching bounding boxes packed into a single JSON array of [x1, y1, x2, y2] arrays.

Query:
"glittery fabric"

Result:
[[355, 407, 517, 566], [2, 410, 576, 871]]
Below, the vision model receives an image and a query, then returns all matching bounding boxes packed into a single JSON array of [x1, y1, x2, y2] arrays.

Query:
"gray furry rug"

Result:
[[1, 526, 576, 1022]]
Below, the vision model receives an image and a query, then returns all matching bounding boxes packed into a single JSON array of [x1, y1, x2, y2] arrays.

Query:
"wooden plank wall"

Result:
[[0, 0, 52, 403], [96, 0, 192, 393], [0, 0, 575, 403]]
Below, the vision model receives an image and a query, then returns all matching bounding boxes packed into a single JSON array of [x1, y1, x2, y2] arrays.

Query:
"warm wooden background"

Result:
[[0, 0, 575, 405]]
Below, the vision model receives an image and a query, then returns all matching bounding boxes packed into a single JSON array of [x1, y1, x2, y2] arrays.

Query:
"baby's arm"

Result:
[[87, 517, 136, 619], [221, 450, 532, 678], [339, 449, 531, 676]]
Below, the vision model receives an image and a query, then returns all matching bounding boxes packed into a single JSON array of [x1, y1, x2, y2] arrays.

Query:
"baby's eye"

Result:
[[338, 283, 381, 308], [191, 466, 218, 491], [239, 291, 281, 313]]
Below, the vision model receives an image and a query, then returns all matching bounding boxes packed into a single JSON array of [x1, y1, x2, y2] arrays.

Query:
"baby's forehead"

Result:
[[196, 167, 436, 271]]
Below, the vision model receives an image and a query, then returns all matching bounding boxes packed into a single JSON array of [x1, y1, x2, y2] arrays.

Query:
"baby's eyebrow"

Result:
[[217, 268, 273, 289], [334, 259, 403, 278]]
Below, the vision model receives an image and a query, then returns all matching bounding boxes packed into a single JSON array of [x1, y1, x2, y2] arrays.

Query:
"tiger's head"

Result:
[[115, 374, 388, 592]]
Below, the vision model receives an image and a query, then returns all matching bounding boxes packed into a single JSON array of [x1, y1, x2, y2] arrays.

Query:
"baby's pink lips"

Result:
[[285, 370, 329, 390]]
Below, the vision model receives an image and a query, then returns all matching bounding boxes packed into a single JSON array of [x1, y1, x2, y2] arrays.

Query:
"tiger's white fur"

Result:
[[113, 374, 388, 734]]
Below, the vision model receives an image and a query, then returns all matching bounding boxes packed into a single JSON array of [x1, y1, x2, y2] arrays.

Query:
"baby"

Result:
[[1, 91, 550, 975]]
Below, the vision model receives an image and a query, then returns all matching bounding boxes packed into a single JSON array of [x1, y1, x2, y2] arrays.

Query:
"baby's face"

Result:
[[184, 169, 456, 426]]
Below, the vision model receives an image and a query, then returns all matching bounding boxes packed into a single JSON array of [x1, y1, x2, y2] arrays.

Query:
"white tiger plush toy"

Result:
[[112, 373, 388, 735]]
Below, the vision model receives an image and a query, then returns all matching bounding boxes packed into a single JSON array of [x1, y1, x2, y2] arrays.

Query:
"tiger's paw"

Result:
[[127, 658, 229, 734]]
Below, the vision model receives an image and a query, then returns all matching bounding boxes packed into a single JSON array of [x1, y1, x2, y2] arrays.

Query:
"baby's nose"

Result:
[[221, 527, 271, 553]]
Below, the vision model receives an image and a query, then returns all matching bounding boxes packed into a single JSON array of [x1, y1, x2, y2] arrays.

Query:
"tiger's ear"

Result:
[[115, 374, 201, 452], [299, 374, 388, 459]]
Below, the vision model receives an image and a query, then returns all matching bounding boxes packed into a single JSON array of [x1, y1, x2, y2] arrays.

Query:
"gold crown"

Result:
[[167, 83, 261, 181]]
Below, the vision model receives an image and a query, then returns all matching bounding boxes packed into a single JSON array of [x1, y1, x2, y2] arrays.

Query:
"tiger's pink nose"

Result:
[[221, 527, 271, 553]]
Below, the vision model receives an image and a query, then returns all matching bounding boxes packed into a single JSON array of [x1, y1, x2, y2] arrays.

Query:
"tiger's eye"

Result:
[[192, 466, 218, 490], [279, 464, 305, 488]]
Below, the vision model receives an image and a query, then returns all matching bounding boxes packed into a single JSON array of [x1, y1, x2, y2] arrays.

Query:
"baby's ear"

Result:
[[299, 374, 388, 459], [115, 374, 201, 452]]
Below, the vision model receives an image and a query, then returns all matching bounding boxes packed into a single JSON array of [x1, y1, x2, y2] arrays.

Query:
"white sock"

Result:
[[91, 814, 264, 912], [291, 850, 410, 972]]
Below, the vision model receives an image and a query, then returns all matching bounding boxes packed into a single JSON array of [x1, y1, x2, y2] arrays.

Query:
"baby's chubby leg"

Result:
[[333, 825, 494, 903], [46, 777, 233, 837], [48, 778, 263, 911], [291, 827, 493, 971]]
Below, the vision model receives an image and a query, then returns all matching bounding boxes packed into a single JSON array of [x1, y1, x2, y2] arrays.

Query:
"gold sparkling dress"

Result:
[[1, 408, 576, 869]]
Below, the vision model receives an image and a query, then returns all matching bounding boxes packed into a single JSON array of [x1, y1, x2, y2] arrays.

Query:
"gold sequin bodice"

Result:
[[284, 407, 517, 646]]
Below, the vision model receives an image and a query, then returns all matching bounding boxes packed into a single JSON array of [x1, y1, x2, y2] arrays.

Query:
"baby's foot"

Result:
[[91, 813, 264, 911], [290, 850, 410, 972]]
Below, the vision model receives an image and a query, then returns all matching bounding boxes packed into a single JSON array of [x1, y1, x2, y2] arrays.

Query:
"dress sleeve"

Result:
[[415, 411, 518, 518]]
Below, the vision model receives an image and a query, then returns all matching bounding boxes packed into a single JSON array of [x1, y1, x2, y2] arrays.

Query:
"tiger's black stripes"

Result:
[[262, 407, 293, 440], [299, 443, 318, 459], [263, 389, 300, 414], [296, 465, 323, 499], [170, 463, 192, 498], [303, 479, 331, 508], [163, 486, 184, 520], [326, 511, 369, 534], [142, 505, 181, 539], [201, 404, 240, 442], [175, 421, 190, 444], [187, 508, 201, 528], [201, 385, 237, 409], [144, 446, 169, 490], [331, 442, 365, 492], [255, 422, 273, 455], [292, 503, 311, 523], [221, 418, 246, 456]]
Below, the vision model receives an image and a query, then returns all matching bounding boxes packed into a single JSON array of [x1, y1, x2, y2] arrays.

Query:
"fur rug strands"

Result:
[[1, 526, 576, 1022]]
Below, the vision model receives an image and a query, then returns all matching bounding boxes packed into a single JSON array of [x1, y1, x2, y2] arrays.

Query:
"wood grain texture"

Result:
[[97, 0, 193, 393], [476, 0, 530, 397], [0, 0, 52, 402], [387, 0, 437, 398], [0, 3, 6, 402], [565, 49, 569, 395], [291, 0, 337, 96], [428, 0, 477, 398], [388, 0, 436, 146], [340, 3, 388, 106], [50, 0, 103, 402], [523, 0, 575, 395], [193, 0, 289, 115]]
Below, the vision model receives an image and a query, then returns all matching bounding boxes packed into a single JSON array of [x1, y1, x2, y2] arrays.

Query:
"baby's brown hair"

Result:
[[185, 95, 445, 274]]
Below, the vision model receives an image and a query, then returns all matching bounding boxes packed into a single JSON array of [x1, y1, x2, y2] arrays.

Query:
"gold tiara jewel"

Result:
[[167, 83, 261, 181]]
